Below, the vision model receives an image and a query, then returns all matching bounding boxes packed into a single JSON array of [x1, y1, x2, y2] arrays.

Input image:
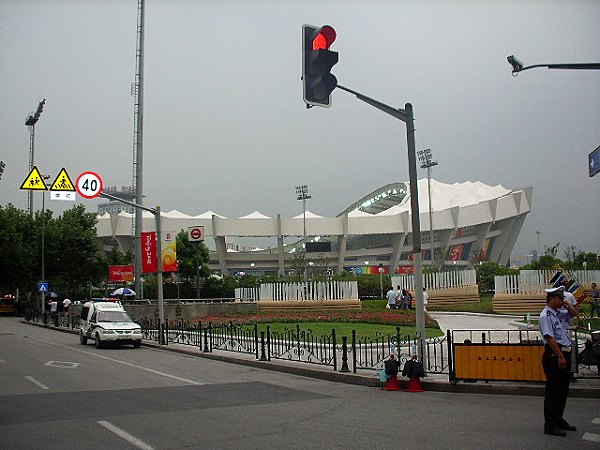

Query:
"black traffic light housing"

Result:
[[302, 24, 338, 108]]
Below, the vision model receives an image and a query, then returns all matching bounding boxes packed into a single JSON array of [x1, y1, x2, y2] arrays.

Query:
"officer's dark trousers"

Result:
[[542, 348, 571, 431]]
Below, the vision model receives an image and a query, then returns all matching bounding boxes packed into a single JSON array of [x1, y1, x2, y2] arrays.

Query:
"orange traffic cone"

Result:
[[382, 374, 402, 391], [406, 376, 424, 392]]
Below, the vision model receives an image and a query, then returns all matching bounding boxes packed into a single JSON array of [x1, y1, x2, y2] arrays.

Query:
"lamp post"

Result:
[[418, 149, 438, 266], [296, 184, 311, 282], [25, 99, 46, 216], [507, 55, 600, 75]]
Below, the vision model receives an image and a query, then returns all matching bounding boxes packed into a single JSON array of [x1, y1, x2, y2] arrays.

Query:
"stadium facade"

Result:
[[95, 179, 532, 276]]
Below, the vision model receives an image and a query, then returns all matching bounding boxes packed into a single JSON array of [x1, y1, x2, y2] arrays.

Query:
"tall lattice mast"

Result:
[[131, 0, 145, 298]]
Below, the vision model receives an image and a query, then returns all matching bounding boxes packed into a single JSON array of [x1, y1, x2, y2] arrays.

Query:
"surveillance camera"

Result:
[[507, 55, 524, 72]]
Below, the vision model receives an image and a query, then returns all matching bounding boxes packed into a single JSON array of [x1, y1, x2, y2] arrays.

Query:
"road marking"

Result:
[[0, 358, 6, 363], [592, 418, 600, 425], [67, 346, 204, 385], [583, 432, 600, 444], [98, 421, 155, 450], [45, 361, 80, 369], [25, 376, 49, 390]]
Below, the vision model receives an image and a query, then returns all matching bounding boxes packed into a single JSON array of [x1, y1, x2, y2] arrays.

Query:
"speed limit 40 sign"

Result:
[[76, 171, 103, 199]]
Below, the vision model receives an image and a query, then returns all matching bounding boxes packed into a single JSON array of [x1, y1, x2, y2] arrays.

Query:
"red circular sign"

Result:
[[75, 171, 103, 199], [190, 228, 203, 240]]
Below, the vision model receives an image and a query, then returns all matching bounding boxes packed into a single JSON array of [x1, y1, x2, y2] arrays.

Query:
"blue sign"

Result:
[[37, 281, 48, 293], [590, 145, 600, 178]]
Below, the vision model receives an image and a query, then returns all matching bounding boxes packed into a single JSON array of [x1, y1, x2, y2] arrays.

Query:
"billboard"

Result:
[[108, 265, 134, 282]]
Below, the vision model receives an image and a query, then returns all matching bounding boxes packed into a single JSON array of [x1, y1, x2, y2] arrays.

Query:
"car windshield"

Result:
[[97, 311, 132, 323]]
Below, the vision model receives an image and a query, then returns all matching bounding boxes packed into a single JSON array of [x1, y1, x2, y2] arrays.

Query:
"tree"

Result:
[[174, 230, 210, 281], [288, 251, 307, 282], [477, 262, 518, 293], [0, 204, 36, 292]]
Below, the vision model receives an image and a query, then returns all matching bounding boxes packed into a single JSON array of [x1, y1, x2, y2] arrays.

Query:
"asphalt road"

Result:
[[1, 316, 599, 450]]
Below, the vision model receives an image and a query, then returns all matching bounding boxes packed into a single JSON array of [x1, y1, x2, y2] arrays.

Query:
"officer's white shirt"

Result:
[[539, 305, 571, 347]]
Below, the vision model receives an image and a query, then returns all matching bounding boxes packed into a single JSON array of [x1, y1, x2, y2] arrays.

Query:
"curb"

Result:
[[23, 320, 600, 398]]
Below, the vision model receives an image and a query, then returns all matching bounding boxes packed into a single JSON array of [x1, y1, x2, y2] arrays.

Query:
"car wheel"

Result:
[[95, 333, 103, 349], [79, 331, 87, 345], [133, 340, 141, 348]]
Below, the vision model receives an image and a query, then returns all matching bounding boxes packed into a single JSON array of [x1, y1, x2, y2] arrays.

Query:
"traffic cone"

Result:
[[382, 374, 402, 391], [406, 376, 424, 392]]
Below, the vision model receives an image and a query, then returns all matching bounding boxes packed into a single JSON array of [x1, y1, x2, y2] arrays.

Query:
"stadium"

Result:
[[95, 179, 532, 276]]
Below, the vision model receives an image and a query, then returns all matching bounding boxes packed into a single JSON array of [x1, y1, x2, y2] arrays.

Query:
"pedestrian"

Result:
[[399, 289, 410, 310], [590, 282, 600, 318], [49, 298, 58, 326], [63, 298, 71, 314], [384, 354, 400, 378], [422, 287, 429, 312], [386, 287, 397, 309], [539, 286, 578, 436]]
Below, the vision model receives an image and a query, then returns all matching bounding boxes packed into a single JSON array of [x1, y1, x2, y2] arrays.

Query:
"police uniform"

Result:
[[539, 286, 576, 436]]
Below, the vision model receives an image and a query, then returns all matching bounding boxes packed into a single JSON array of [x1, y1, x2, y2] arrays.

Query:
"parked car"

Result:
[[79, 301, 142, 348]]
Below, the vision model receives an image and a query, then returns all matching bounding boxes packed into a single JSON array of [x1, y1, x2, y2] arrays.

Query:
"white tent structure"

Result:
[[95, 179, 532, 277]]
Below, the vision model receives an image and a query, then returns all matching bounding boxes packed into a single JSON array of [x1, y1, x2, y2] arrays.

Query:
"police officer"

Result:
[[539, 286, 578, 436]]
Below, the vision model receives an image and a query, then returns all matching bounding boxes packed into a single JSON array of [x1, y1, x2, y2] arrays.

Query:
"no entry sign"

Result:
[[187, 226, 205, 242]]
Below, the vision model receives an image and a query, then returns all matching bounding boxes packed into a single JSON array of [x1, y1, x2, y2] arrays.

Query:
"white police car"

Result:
[[79, 301, 142, 348]]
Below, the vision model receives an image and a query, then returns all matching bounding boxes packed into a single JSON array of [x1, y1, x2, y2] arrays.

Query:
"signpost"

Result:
[[188, 226, 205, 299]]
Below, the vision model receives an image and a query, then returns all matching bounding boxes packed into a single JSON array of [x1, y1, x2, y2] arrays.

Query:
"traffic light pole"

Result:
[[99, 192, 166, 345], [336, 84, 426, 357]]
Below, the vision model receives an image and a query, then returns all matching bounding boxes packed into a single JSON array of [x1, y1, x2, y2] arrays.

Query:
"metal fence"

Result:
[[136, 319, 450, 375], [23, 312, 599, 380]]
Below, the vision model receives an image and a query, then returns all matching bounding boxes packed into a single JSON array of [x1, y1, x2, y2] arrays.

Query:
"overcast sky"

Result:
[[1, 0, 599, 262]]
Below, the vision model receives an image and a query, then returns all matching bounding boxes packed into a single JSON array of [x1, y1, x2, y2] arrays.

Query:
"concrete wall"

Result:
[[123, 301, 258, 322]]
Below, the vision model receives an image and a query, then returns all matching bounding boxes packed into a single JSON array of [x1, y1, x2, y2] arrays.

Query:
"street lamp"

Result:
[[25, 99, 46, 216], [507, 55, 600, 75], [418, 149, 438, 266]]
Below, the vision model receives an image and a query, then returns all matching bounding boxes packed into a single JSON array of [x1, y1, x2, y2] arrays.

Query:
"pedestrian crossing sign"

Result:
[[20, 166, 48, 191], [50, 168, 76, 191]]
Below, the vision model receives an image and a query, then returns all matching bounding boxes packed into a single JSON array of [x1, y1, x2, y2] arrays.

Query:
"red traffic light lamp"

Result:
[[302, 25, 339, 108]]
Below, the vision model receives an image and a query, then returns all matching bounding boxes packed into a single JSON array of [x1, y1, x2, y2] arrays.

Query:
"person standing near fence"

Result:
[[386, 287, 397, 309], [539, 286, 578, 437], [590, 282, 600, 318]]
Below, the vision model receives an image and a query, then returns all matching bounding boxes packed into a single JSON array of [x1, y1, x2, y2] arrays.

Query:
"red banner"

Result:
[[108, 265, 134, 282], [141, 231, 157, 273]]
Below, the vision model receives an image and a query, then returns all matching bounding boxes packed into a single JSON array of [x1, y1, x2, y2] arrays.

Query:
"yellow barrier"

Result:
[[454, 343, 546, 382]]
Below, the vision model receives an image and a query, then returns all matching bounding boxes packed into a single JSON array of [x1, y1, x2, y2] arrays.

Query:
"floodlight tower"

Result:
[[25, 99, 46, 216], [418, 149, 438, 264], [132, 0, 146, 299]]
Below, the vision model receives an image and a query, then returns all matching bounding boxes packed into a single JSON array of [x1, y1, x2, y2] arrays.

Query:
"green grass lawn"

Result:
[[247, 321, 444, 340]]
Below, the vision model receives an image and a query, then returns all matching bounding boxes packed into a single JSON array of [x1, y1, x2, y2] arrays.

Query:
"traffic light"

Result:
[[0, 161, 5, 180], [302, 24, 338, 108]]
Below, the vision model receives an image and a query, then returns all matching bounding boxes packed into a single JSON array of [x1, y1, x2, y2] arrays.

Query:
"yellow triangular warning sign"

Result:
[[20, 166, 48, 191], [50, 168, 76, 191]]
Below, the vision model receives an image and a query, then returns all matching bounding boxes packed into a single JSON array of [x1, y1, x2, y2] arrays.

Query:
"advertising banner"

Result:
[[108, 265, 134, 282], [141, 231, 157, 273], [162, 231, 177, 273]]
